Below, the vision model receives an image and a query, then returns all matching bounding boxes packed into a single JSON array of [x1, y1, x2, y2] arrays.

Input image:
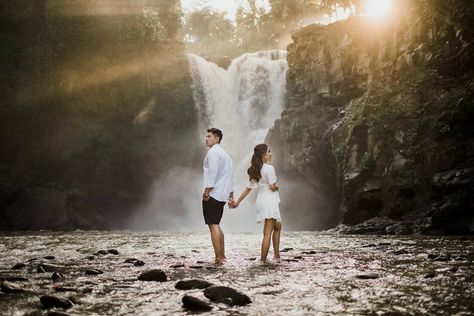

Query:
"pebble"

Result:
[[124, 258, 137, 263], [170, 264, 185, 268], [280, 248, 294, 252], [355, 273, 380, 279], [54, 286, 78, 292], [424, 272, 436, 278], [182, 295, 212, 312], [137, 269, 167, 282], [190, 265, 203, 269], [85, 269, 103, 275], [1, 281, 25, 293], [12, 263, 26, 270], [47, 312, 71, 316], [204, 286, 251, 306], [175, 279, 213, 290], [44, 256, 55, 260], [3, 276, 28, 282], [96, 250, 108, 255], [134, 260, 145, 267], [37, 263, 64, 273], [51, 272, 64, 281], [40, 295, 73, 309], [107, 249, 119, 255]]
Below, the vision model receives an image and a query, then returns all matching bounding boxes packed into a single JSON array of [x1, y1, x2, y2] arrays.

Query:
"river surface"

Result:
[[0, 231, 473, 315]]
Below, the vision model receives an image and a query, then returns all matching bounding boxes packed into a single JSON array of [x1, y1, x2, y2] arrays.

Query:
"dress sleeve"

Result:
[[247, 179, 258, 189], [265, 165, 277, 185]]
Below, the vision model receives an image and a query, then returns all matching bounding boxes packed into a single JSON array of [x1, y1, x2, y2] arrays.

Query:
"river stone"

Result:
[[175, 279, 213, 290], [124, 258, 137, 263], [47, 311, 71, 316], [44, 256, 55, 260], [1, 280, 25, 293], [182, 295, 213, 312], [96, 250, 108, 255], [137, 269, 167, 282], [107, 249, 119, 255], [12, 263, 26, 270], [355, 273, 380, 279], [54, 286, 78, 292], [4, 276, 28, 282], [85, 269, 103, 275], [38, 263, 64, 273], [134, 260, 145, 267], [171, 263, 185, 268], [51, 272, 64, 280], [40, 295, 73, 309], [204, 286, 251, 306]]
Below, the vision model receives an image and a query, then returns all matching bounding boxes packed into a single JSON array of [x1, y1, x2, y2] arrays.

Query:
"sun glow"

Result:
[[364, 0, 392, 19]]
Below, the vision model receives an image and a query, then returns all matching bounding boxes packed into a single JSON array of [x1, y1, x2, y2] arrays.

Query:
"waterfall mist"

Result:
[[130, 50, 328, 232]]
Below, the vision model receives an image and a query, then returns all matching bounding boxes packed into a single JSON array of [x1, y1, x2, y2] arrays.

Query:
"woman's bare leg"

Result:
[[272, 220, 282, 260], [261, 219, 275, 263]]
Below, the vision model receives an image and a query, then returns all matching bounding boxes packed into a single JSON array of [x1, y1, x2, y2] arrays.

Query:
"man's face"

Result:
[[205, 132, 219, 147]]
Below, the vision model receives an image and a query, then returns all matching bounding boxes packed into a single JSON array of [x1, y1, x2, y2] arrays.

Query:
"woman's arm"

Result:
[[269, 183, 279, 191], [233, 187, 252, 208]]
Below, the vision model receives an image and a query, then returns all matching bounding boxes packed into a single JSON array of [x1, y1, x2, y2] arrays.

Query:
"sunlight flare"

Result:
[[364, 0, 392, 19]]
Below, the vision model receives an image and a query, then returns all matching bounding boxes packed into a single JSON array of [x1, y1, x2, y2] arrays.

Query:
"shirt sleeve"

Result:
[[204, 151, 219, 188], [247, 179, 258, 189], [265, 165, 277, 185]]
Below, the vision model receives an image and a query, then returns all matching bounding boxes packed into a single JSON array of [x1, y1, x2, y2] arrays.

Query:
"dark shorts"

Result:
[[202, 197, 226, 225]]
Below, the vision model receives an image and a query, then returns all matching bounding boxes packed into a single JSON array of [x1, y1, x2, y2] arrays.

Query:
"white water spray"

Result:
[[188, 51, 288, 232]]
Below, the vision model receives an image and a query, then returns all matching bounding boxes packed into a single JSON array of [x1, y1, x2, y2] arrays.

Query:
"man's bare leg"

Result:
[[219, 226, 226, 260], [208, 224, 224, 263]]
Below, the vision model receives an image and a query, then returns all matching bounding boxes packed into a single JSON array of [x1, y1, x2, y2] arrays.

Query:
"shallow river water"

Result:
[[0, 231, 473, 315]]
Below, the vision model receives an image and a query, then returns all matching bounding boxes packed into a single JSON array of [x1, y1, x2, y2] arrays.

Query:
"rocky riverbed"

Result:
[[0, 231, 473, 315]]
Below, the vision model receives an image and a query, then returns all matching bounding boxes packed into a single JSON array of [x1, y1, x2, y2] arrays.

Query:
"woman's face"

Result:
[[263, 147, 272, 162]]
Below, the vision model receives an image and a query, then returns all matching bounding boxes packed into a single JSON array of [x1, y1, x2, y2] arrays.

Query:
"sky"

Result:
[[181, 0, 270, 20]]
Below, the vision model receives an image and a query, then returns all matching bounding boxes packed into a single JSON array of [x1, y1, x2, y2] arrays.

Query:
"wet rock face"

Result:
[[268, 3, 474, 234]]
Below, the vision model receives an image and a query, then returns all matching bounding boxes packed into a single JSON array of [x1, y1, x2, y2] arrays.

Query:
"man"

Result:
[[202, 128, 234, 264]]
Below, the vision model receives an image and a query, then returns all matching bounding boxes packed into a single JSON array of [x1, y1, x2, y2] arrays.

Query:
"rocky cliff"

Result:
[[268, 1, 474, 234]]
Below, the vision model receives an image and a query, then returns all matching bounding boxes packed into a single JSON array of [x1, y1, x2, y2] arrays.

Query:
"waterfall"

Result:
[[187, 51, 288, 231]]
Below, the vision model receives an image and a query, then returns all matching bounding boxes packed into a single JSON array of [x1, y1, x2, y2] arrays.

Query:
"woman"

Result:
[[233, 143, 282, 263]]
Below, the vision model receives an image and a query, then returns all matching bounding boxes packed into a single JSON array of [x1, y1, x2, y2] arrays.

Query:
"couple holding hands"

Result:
[[202, 128, 282, 265]]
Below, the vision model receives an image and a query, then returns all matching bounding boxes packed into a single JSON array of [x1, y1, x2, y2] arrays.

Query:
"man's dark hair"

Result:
[[207, 128, 223, 143]]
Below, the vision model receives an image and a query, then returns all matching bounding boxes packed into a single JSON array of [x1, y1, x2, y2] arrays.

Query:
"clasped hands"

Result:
[[228, 198, 239, 209]]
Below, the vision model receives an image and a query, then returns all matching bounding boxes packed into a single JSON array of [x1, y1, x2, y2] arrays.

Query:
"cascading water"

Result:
[[187, 51, 288, 231]]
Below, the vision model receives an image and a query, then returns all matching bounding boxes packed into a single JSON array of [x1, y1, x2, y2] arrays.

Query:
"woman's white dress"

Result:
[[247, 163, 281, 223]]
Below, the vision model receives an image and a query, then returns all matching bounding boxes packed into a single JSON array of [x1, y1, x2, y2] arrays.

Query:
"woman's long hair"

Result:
[[247, 143, 268, 182]]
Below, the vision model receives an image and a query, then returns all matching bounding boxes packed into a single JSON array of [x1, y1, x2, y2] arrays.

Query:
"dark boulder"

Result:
[[204, 286, 251, 306], [40, 295, 73, 309], [182, 295, 212, 312], [137, 269, 167, 282], [175, 279, 213, 290]]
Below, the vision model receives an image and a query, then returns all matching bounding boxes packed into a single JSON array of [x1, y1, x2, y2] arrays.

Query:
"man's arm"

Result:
[[203, 152, 219, 200]]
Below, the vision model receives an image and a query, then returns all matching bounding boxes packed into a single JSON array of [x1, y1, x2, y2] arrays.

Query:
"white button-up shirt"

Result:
[[203, 144, 234, 202]]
